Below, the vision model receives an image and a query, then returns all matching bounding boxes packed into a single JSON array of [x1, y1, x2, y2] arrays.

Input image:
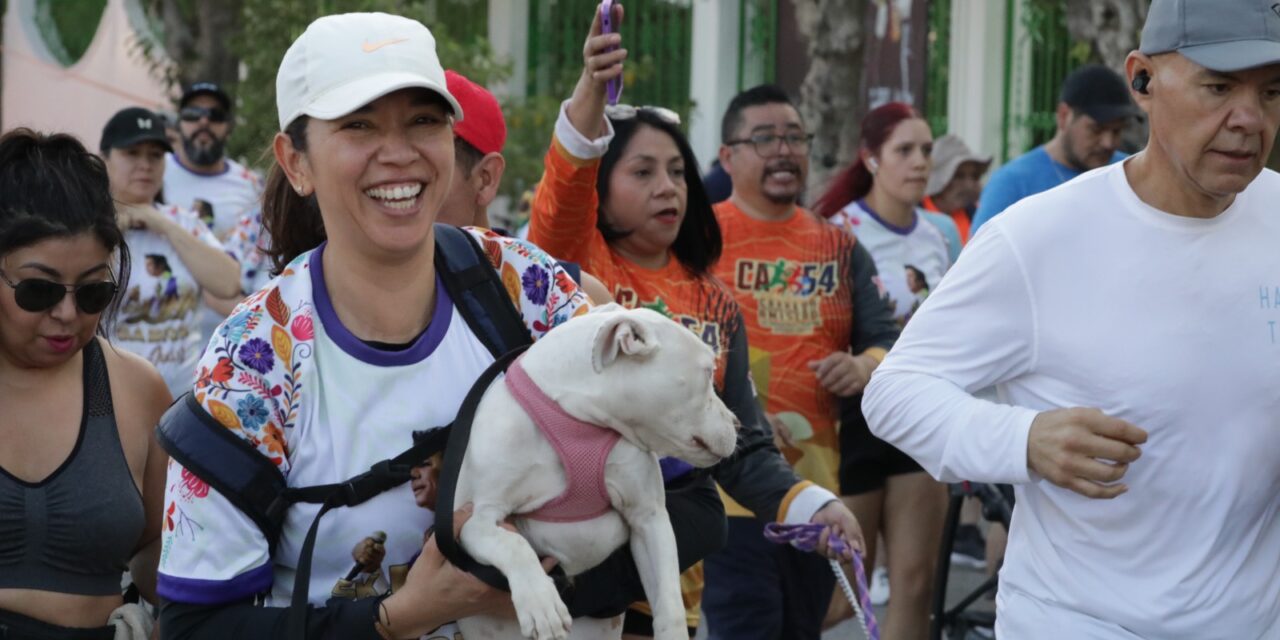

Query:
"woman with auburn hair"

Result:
[[812, 101, 952, 640]]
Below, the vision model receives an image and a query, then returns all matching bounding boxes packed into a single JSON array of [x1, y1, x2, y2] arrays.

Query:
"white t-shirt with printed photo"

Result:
[[116, 204, 226, 397], [829, 200, 952, 324]]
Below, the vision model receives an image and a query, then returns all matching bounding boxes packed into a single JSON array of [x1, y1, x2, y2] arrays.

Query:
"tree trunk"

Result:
[[153, 0, 242, 90], [793, 0, 867, 195], [190, 0, 242, 88], [1064, 0, 1147, 72], [1066, 0, 1149, 150]]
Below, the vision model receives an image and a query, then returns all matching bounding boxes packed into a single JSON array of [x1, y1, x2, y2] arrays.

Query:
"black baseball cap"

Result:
[[180, 81, 232, 111], [100, 107, 173, 154], [1060, 64, 1138, 125]]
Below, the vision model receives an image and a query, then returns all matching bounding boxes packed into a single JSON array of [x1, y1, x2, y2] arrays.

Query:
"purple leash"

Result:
[[764, 523, 881, 640]]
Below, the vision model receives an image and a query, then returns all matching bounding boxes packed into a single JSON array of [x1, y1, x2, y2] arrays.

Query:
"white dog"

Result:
[[453, 305, 739, 640]]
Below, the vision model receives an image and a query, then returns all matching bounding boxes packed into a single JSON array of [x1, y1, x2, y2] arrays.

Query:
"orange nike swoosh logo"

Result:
[[362, 38, 407, 53]]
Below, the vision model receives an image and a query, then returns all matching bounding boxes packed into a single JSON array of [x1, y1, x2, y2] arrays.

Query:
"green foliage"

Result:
[[33, 0, 107, 65]]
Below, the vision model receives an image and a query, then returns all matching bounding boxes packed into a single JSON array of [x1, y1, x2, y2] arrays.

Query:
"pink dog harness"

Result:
[[504, 358, 622, 523]]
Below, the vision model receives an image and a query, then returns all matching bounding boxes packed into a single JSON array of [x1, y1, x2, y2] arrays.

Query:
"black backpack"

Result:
[[156, 224, 537, 636]]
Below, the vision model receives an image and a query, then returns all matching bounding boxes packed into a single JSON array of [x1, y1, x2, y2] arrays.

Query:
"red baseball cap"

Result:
[[445, 70, 505, 155]]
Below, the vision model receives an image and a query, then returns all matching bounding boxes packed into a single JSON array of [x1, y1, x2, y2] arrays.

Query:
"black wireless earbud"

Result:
[[1131, 71, 1151, 94]]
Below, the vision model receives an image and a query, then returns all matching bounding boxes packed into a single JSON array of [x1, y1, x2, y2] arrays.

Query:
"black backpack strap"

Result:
[[434, 224, 534, 358], [157, 392, 457, 639], [155, 393, 290, 554]]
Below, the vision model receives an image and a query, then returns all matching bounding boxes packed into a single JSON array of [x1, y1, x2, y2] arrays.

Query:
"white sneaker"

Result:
[[869, 566, 890, 606]]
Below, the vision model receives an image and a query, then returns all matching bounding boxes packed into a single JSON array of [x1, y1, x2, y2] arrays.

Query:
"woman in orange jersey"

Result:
[[528, 4, 863, 638]]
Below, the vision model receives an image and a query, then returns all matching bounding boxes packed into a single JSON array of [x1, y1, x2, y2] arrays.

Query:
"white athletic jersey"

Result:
[[164, 154, 263, 241], [157, 229, 591, 638], [864, 162, 1280, 637], [828, 200, 952, 324], [116, 205, 225, 397]]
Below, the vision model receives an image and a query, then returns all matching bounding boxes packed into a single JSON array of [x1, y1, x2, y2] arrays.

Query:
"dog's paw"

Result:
[[511, 575, 573, 640], [651, 618, 691, 640]]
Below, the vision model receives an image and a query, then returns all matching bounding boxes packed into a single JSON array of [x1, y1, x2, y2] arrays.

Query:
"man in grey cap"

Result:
[[863, 0, 1280, 636], [971, 64, 1137, 232]]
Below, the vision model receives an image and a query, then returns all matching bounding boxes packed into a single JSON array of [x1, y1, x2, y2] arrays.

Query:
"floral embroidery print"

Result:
[[239, 337, 275, 374], [521, 264, 550, 305], [236, 395, 269, 431], [192, 251, 315, 473]]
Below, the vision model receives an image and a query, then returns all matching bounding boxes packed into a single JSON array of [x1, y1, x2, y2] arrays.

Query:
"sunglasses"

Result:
[[604, 104, 682, 126], [0, 269, 118, 314], [179, 106, 229, 124]]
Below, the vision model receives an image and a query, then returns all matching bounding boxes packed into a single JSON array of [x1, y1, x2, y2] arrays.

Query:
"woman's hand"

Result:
[[380, 504, 558, 638], [567, 2, 627, 139], [117, 203, 170, 233], [810, 500, 865, 560], [808, 351, 879, 397]]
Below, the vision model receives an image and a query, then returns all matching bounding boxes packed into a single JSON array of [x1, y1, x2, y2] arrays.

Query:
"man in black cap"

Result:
[[164, 82, 264, 330], [864, 0, 1280, 635], [165, 82, 261, 241], [971, 64, 1137, 232]]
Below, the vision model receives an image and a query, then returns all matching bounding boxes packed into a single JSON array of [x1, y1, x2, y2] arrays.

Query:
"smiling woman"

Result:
[[154, 13, 599, 640]]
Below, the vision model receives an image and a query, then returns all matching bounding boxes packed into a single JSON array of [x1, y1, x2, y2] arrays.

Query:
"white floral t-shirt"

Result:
[[157, 228, 591, 638]]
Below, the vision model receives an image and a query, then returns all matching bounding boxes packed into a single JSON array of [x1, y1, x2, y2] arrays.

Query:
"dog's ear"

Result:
[[591, 313, 660, 372]]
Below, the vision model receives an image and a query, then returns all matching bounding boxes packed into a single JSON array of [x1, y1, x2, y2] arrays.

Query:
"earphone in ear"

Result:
[[867, 157, 879, 172], [1132, 71, 1151, 94]]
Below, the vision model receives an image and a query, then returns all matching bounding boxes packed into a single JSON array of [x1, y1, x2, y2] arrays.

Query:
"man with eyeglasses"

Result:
[[164, 82, 265, 336], [703, 84, 899, 640]]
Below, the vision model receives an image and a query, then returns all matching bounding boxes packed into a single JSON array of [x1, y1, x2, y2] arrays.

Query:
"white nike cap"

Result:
[[275, 12, 464, 131]]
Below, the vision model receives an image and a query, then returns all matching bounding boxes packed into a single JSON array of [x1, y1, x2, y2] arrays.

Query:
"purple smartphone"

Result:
[[599, 0, 622, 105]]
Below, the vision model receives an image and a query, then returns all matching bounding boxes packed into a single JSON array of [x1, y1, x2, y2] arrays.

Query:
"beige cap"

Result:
[[927, 134, 992, 196]]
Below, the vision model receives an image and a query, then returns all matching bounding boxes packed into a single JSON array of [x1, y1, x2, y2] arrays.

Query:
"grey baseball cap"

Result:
[[1141, 0, 1280, 72]]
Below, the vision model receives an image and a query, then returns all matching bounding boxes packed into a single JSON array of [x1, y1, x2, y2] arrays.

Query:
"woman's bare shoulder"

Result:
[[98, 338, 173, 427]]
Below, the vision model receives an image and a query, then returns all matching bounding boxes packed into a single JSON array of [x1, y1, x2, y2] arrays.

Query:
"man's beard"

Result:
[[760, 159, 804, 205], [183, 129, 227, 166]]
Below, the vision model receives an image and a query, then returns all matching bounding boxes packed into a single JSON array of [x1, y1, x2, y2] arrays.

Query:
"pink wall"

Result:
[[3, 0, 172, 148]]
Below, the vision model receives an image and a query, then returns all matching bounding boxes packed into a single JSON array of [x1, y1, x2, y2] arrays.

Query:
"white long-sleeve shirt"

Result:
[[863, 161, 1280, 638]]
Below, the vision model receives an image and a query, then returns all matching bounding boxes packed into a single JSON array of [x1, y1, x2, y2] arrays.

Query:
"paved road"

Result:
[[694, 561, 997, 640]]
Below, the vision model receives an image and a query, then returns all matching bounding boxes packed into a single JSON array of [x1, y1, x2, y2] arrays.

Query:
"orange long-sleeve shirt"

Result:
[[529, 137, 742, 391]]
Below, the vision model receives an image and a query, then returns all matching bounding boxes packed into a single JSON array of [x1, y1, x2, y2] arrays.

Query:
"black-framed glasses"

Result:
[[605, 104, 682, 126], [726, 131, 815, 157], [179, 106, 229, 124], [0, 269, 118, 314]]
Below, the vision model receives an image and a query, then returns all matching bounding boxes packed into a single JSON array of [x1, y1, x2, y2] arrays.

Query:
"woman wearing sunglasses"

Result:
[[528, 5, 862, 637], [0, 129, 170, 639], [99, 107, 240, 397]]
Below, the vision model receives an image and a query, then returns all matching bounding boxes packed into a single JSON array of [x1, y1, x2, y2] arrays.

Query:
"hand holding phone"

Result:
[[599, 0, 622, 105]]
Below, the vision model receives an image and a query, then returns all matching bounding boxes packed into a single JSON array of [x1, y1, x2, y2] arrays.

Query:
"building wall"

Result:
[[2, 0, 170, 147]]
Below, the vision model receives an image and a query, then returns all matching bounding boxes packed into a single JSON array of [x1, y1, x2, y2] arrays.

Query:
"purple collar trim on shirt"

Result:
[[309, 243, 454, 367], [855, 199, 917, 236]]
